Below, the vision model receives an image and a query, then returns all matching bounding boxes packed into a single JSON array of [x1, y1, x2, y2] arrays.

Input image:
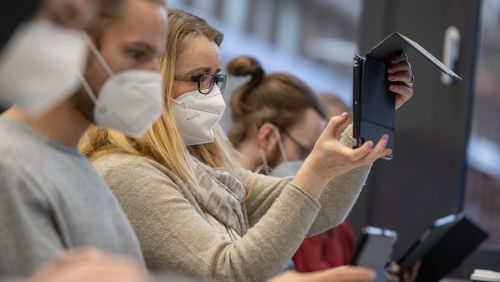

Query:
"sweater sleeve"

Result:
[[100, 158, 321, 282], [239, 124, 371, 236], [0, 163, 64, 277]]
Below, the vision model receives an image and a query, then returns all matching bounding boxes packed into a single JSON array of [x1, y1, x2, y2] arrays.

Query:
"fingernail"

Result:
[[387, 68, 394, 73], [340, 112, 348, 118], [389, 85, 396, 91], [383, 134, 389, 140], [388, 75, 396, 81], [381, 136, 389, 147], [367, 141, 374, 149], [386, 149, 393, 155]]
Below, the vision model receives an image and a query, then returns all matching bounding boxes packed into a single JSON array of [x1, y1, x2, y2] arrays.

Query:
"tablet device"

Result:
[[351, 226, 398, 282], [398, 214, 488, 282], [352, 32, 462, 160]]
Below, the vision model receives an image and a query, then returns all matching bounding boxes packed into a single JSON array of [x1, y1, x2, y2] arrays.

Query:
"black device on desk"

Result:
[[351, 226, 398, 282], [352, 32, 462, 160], [398, 214, 489, 282]]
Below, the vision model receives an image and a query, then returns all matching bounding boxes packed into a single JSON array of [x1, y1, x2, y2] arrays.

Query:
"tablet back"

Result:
[[352, 32, 462, 160], [353, 54, 395, 158], [398, 214, 488, 282]]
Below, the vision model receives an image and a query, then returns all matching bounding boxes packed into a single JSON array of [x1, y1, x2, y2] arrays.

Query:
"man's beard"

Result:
[[70, 87, 95, 123]]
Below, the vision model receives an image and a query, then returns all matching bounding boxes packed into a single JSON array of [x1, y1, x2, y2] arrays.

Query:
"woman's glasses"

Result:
[[175, 72, 227, 94]]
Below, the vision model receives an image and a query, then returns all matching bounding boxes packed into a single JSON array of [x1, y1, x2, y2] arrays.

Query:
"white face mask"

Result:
[[78, 35, 164, 138], [0, 19, 87, 116], [172, 85, 226, 145], [261, 128, 304, 177]]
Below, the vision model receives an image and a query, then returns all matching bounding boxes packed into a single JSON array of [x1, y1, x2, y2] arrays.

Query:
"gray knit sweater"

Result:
[[93, 128, 371, 282], [0, 118, 144, 277]]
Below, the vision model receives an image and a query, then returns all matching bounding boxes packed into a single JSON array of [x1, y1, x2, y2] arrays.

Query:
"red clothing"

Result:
[[292, 221, 355, 272]]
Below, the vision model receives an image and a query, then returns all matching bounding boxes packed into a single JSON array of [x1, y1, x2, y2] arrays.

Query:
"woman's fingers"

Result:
[[357, 134, 391, 164], [335, 117, 351, 140], [388, 71, 413, 85], [324, 112, 350, 140], [390, 53, 408, 65], [387, 61, 411, 74], [390, 84, 413, 109], [387, 53, 414, 109], [349, 141, 375, 162]]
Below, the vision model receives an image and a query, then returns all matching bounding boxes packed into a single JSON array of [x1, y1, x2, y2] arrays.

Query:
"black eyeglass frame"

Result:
[[279, 129, 313, 160], [174, 72, 227, 95]]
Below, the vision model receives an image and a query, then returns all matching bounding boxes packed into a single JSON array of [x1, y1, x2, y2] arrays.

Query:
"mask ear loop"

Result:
[[76, 72, 98, 103], [82, 34, 115, 77], [273, 128, 288, 163], [76, 34, 116, 110], [256, 122, 271, 175], [259, 149, 271, 175], [272, 127, 293, 174]]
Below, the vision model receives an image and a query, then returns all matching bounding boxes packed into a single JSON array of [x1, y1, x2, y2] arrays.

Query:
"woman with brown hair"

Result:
[[80, 8, 413, 281], [227, 62, 417, 281], [227, 56, 356, 273]]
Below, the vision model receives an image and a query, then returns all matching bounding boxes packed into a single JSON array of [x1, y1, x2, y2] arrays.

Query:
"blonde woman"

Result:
[[80, 9, 414, 282]]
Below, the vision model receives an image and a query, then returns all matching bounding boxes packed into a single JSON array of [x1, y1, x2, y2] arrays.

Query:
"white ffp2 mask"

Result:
[[78, 35, 164, 138], [0, 20, 87, 116], [172, 85, 226, 145]]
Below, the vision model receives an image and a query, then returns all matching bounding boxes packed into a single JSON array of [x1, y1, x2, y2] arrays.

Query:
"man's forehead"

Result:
[[116, 0, 165, 21], [105, 0, 167, 50]]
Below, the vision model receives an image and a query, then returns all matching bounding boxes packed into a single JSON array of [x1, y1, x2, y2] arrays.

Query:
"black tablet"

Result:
[[398, 214, 488, 282], [351, 226, 398, 282], [352, 32, 462, 160]]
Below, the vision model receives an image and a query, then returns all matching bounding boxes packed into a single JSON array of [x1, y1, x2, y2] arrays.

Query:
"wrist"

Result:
[[292, 158, 330, 200]]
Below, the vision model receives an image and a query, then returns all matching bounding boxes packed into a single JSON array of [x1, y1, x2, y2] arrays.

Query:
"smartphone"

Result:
[[351, 226, 398, 282]]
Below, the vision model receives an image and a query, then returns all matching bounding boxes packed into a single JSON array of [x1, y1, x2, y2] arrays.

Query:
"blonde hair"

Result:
[[80, 8, 239, 188]]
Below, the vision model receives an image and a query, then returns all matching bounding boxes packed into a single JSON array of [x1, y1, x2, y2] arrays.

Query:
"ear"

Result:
[[256, 122, 279, 155]]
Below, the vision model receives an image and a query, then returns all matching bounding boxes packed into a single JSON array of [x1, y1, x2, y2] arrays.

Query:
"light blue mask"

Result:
[[269, 160, 304, 177]]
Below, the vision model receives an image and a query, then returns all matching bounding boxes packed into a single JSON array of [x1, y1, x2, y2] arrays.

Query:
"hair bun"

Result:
[[227, 56, 264, 83]]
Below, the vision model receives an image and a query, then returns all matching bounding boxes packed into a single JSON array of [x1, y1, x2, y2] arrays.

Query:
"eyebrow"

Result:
[[186, 67, 222, 76], [129, 42, 162, 56]]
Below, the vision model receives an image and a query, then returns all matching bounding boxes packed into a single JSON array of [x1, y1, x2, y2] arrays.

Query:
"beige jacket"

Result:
[[92, 129, 371, 282]]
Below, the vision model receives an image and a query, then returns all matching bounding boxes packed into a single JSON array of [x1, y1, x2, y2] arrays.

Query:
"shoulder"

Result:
[[94, 153, 170, 177], [91, 154, 202, 216], [92, 153, 184, 192], [0, 160, 50, 209]]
